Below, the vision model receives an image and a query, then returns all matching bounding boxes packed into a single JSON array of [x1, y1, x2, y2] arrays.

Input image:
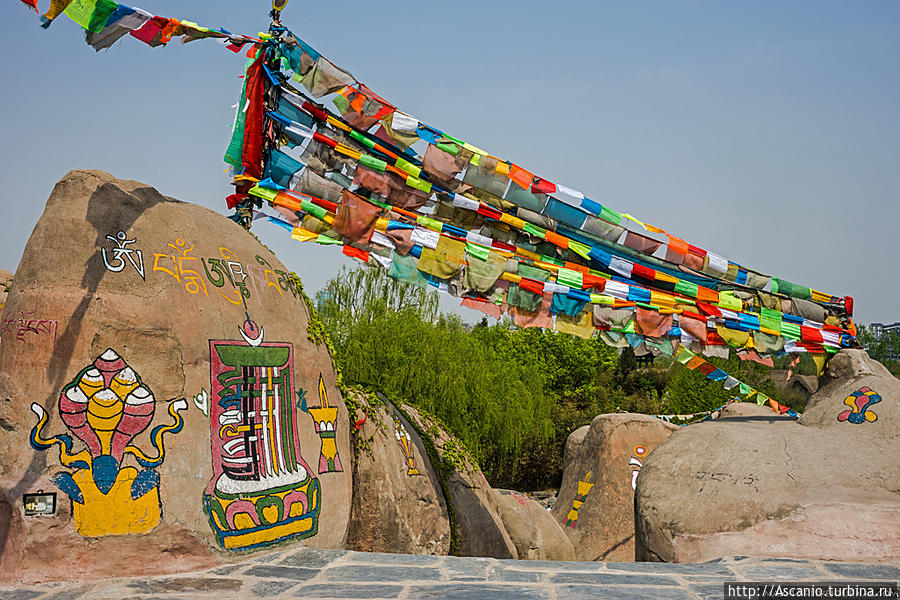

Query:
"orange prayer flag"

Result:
[[685, 356, 706, 370], [545, 231, 570, 249], [508, 164, 533, 189], [667, 235, 689, 255], [696, 286, 720, 304]]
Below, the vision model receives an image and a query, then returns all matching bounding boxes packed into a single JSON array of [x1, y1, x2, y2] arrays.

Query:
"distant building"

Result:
[[870, 322, 900, 338], [869, 322, 900, 360]]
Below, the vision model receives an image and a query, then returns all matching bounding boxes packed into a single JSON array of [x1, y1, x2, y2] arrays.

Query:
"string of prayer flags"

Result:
[[21, 0, 263, 50], [22, 1, 854, 417]]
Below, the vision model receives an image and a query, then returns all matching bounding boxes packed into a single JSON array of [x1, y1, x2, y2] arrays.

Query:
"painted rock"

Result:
[[636, 349, 900, 562], [401, 403, 518, 559], [345, 392, 450, 555], [0, 170, 351, 583], [549, 413, 678, 561]]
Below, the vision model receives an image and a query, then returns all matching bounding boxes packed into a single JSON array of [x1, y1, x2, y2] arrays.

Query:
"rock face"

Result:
[[0, 269, 12, 315], [550, 413, 678, 561], [494, 489, 575, 561], [346, 393, 450, 555], [0, 170, 351, 583], [636, 349, 900, 563], [401, 403, 518, 559]]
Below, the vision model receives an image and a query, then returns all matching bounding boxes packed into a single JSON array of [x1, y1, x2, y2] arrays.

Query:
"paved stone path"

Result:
[[1, 549, 898, 600]]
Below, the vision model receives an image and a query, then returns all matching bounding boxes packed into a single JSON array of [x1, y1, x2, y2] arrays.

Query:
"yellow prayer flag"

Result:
[[291, 227, 318, 242]]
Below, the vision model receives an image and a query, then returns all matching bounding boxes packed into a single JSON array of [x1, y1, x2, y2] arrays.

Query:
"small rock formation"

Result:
[[635, 349, 900, 563], [494, 489, 575, 561], [401, 403, 519, 559], [713, 402, 795, 419], [550, 413, 678, 561], [0, 170, 351, 583], [346, 392, 451, 555], [770, 369, 819, 401]]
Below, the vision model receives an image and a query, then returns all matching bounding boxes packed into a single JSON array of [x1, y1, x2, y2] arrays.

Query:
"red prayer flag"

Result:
[[20, 0, 39, 12], [342, 245, 370, 262], [519, 278, 545, 296], [631, 263, 655, 281], [531, 177, 556, 194]]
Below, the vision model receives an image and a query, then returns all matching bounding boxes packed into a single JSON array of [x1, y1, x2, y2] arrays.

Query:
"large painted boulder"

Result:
[[494, 489, 575, 561], [550, 413, 678, 561], [636, 349, 900, 563], [346, 392, 451, 554], [401, 403, 518, 559], [0, 170, 351, 583]]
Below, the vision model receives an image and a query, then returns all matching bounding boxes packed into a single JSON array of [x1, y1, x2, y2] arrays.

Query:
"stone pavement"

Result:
[[1, 548, 898, 600]]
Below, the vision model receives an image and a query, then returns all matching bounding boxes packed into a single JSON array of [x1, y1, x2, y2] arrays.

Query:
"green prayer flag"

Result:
[[557, 268, 583, 289], [466, 242, 490, 261], [65, 0, 118, 32], [568, 240, 592, 260], [332, 94, 350, 115], [417, 216, 442, 231], [406, 176, 432, 193], [674, 279, 699, 298], [224, 73, 250, 169], [756, 393, 768, 406], [717, 291, 743, 311], [350, 130, 377, 150], [469, 153, 480, 166], [522, 223, 546, 239], [248, 185, 277, 202], [600, 206, 623, 225], [436, 142, 460, 155], [315, 235, 343, 245], [301, 200, 327, 220], [772, 278, 812, 300], [359, 154, 387, 172], [676, 348, 694, 364], [540, 254, 563, 266], [395, 157, 421, 178], [759, 307, 783, 331], [738, 382, 752, 395], [781, 322, 801, 340]]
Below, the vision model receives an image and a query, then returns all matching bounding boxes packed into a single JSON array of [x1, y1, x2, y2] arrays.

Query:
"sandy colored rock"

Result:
[[494, 489, 575, 561], [401, 403, 518, 559], [0, 170, 351, 583], [346, 392, 450, 555], [636, 349, 900, 563], [550, 413, 678, 561], [714, 402, 794, 419]]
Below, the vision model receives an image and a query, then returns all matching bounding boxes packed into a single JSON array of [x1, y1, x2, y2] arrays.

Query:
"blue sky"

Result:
[[3, 1, 899, 324]]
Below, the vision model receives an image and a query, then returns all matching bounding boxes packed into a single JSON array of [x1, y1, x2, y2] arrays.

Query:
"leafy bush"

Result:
[[319, 264, 808, 489]]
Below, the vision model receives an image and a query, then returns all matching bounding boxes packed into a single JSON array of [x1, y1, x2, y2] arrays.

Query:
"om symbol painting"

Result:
[[837, 387, 881, 424], [29, 349, 186, 537], [204, 317, 320, 551]]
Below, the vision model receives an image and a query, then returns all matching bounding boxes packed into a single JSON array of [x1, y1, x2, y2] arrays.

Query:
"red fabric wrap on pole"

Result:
[[241, 53, 266, 180], [303, 101, 330, 122], [313, 132, 338, 148]]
